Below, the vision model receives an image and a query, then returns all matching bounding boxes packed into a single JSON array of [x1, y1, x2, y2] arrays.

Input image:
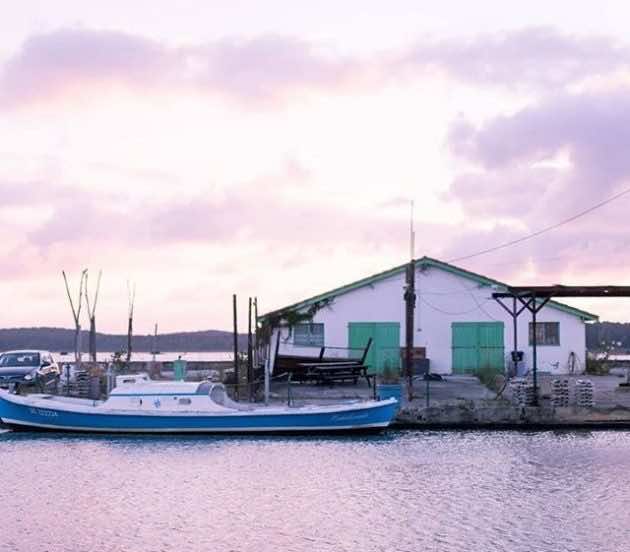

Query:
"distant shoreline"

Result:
[[0, 327, 248, 354]]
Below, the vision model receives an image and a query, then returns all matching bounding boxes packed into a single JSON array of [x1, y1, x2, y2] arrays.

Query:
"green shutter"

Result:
[[452, 322, 504, 374], [348, 322, 400, 375]]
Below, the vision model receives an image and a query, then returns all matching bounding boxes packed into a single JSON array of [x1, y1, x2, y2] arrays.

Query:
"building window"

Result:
[[529, 322, 560, 346], [293, 323, 325, 347]]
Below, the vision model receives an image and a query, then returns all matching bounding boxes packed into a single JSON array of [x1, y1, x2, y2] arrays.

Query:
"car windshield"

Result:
[[0, 353, 40, 367]]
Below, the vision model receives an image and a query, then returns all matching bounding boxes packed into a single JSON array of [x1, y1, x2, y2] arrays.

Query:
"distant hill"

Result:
[[1, 323, 616, 354], [586, 322, 630, 351], [0, 327, 248, 353]]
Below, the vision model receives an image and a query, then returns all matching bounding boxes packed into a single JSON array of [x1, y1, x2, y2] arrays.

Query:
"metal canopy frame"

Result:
[[492, 285, 630, 406]]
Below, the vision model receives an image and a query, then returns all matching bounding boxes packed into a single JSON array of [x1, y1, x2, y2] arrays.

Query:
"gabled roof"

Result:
[[260, 256, 599, 322]]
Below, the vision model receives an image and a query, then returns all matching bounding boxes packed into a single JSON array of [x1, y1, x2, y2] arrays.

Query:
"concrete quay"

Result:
[[395, 402, 630, 429]]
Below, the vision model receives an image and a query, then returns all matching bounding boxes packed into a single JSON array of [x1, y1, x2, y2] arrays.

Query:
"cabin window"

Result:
[[529, 322, 560, 346], [293, 323, 324, 347], [178, 398, 192, 405]]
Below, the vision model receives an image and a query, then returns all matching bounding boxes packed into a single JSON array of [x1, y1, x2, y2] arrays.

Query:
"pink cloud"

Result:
[[192, 35, 359, 101], [444, 89, 630, 281], [2, 26, 629, 109], [397, 26, 630, 90], [0, 28, 171, 106], [0, 28, 362, 107]]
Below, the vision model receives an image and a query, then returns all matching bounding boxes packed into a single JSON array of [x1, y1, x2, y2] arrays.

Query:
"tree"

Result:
[[85, 270, 102, 363], [62, 269, 87, 367]]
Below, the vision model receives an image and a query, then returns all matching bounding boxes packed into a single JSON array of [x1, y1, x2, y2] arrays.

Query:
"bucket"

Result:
[[377, 383, 402, 407]]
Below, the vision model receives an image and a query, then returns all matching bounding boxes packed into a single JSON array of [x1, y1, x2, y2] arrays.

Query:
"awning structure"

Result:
[[492, 285, 630, 405], [494, 285, 630, 299]]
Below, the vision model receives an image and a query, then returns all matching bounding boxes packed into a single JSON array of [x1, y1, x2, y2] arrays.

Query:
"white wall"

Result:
[[272, 264, 589, 375]]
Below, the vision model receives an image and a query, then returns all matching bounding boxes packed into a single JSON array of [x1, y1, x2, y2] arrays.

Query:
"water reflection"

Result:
[[1, 430, 629, 551]]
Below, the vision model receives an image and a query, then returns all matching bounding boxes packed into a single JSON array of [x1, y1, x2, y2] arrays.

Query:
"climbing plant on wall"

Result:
[[258, 298, 335, 345]]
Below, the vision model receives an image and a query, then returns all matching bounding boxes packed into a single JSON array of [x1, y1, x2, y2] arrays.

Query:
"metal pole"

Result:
[[532, 294, 538, 406], [513, 296, 518, 376], [232, 294, 239, 400]]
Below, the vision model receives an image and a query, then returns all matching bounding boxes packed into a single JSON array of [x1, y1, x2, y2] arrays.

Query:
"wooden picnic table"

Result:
[[297, 361, 372, 385]]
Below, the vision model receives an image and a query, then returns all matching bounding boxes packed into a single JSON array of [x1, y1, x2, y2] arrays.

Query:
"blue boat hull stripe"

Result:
[[0, 395, 398, 433]]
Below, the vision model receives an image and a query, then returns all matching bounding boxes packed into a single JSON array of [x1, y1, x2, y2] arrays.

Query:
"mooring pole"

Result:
[[233, 294, 239, 400]]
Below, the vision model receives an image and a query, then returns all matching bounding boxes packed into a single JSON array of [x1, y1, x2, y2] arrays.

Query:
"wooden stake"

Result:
[[233, 294, 239, 400], [127, 281, 136, 363], [248, 297, 253, 401], [85, 269, 102, 363], [253, 297, 259, 375]]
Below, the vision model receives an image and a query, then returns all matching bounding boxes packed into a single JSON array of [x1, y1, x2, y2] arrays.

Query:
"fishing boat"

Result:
[[0, 374, 398, 434]]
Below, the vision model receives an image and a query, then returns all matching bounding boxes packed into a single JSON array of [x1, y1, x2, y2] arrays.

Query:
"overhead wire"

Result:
[[447, 184, 630, 263], [420, 296, 495, 316]]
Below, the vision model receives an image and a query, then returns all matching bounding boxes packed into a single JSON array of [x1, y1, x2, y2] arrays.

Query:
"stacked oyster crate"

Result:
[[551, 379, 570, 407], [575, 379, 594, 407], [510, 378, 536, 406], [59, 369, 90, 397]]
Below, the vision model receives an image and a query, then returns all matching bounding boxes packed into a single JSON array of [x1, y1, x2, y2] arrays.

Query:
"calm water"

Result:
[[1, 429, 630, 552], [51, 351, 233, 363]]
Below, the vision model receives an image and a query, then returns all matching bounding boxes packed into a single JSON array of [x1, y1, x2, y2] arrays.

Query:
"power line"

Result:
[[448, 185, 630, 264], [420, 296, 494, 316]]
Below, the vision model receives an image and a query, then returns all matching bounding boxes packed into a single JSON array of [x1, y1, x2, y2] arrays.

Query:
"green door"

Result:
[[452, 322, 504, 374], [348, 322, 400, 375]]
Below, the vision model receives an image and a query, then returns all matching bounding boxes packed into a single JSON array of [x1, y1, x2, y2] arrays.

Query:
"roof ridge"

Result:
[[260, 256, 598, 321]]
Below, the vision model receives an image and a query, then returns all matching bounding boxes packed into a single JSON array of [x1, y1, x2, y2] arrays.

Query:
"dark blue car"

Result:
[[0, 350, 61, 392]]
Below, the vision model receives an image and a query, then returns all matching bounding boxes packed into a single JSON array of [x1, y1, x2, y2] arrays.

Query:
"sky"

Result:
[[2, 1, 630, 333]]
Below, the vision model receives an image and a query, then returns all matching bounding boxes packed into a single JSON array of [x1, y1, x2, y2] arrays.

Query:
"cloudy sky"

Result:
[[2, 1, 630, 333]]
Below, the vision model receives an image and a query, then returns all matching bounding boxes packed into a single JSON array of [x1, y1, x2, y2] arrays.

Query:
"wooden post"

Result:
[[127, 317, 133, 363], [152, 323, 158, 363], [233, 294, 239, 400], [253, 297, 259, 374], [89, 317, 96, 362], [404, 261, 416, 402], [248, 297, 253, 401], [85, 269, 102, 363], [126, 282, 136, 364]]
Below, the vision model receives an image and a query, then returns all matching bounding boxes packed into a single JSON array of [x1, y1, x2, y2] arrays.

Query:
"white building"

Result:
[[261, 257, 598, 376]]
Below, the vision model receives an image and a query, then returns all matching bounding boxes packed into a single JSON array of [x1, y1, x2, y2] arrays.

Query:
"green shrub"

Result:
[[585, 356, 610, 375], [380, 361, 400, 384], [474, 365, 502, 392]]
